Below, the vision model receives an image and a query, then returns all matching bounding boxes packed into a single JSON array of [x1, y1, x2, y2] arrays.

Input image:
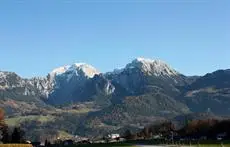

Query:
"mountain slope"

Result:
[[0, 71, 53, 116], [180, 69, 230, 115], [1, 58, 230, 140], [106, 58, 187, 95]]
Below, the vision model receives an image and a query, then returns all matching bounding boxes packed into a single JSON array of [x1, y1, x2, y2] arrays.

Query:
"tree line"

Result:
[[0, 108, 25, 144], [123, 119, 230, 141], [123, 121, 175, 140]]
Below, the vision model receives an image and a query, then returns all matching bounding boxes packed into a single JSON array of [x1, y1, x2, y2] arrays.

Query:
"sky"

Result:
[[0, 0, 229, 78]]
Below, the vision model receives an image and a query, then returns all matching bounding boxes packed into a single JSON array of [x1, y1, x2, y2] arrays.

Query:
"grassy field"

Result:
[[125, 139, 230, 146], [174, 140, 230, 147], [5, 115, 55, 126], [0, 144, 32, 147], [49, 143, 230, 147], [77, 144, 134, 147], [57, 130, 74, 138], [2, 143, 230, 147], [63, 141, 230, 147], [50, 143, 135, 147], [179, 145, 230, 147], [170, 144, 230, 147], [194, 145, 230, 147]]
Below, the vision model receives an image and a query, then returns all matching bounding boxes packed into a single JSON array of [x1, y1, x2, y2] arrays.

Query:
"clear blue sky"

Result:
[[0, 0, 229, 78]]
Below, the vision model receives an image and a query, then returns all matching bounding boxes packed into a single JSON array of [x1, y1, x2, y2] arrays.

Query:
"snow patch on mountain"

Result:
[[51, 65, 70, 76], [0, 58, 181, 103], [50, 63, 100, 78], [105, 81, 115, 95], [126, 57, 178, 76], [30, 77, 53, 98], [0, 71, 24, 89], [105, 57, 178, 78], [0, 72, 8, 88]]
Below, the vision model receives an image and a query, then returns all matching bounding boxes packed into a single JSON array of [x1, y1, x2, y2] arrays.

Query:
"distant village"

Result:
[[22, 120, 230, 147], [2, 107, 230, 147]]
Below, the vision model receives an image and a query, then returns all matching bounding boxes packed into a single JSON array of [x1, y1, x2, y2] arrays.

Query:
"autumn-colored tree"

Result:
[[0, 108, 7, 143], [0, 108, 4, 125], [0, 108, 11, 143], [178, 119, 219, 138], [149, 121, 174, 136]]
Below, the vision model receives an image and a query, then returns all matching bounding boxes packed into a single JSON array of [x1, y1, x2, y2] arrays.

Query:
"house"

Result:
[[119, 138, 126, 142], [217, 132, 227, 140], [152, 134, 163, 139], [26, 140, 31, 144]]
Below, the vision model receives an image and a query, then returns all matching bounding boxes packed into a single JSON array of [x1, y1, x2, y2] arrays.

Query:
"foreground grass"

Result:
[[0, 144, 32, 147], [179, 145, 229, 147], [78, 145, 134, 147], [126, 139, 230, 147], [49, 140, 230, 147], [56, 144, 230, 147], [173, 140, 230, 147], [198, 145, 229, 147], [50, 143, 135, 147]]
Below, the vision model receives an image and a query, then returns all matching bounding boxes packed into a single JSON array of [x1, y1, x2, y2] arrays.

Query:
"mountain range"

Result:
[[1, 57, 230, 141]]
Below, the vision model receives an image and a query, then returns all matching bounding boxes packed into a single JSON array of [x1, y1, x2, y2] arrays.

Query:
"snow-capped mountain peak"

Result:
[[126, 57, 178, 76], [51, 65, 70, 76], [72, 63, 100, 78], [50, 63, 100, 78], [136, 57, 157, 63]]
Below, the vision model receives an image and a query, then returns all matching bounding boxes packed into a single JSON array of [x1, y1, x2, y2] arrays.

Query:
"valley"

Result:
[[1, 58, 230, 141]]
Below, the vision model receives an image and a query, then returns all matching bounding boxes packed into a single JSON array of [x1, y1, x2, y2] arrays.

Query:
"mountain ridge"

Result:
[[1, 58, 230, 141]]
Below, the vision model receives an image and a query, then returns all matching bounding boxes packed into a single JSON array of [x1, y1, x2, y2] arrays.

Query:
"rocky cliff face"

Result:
[[1, 58, 230, 115], [1, 58, 230, 140]]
